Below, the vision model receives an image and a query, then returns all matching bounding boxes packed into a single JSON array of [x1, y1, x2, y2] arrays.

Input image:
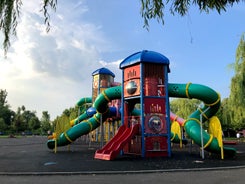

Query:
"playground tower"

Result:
[[92, 67, 115, 102], [120, 50, 172, 157], [90, 67, 121, 142]]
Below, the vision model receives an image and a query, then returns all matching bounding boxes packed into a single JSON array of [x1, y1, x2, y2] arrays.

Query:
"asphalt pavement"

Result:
[[0, 136, 244, 184]]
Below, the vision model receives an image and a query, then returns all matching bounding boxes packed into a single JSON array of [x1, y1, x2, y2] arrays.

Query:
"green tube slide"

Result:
[[168, 83, 236, 157], [68, 97, 94, 126], [71, 107, 97, 126], [47, 86, 121, 149], [76, 97, 92, 118], [48, 82, 236, 158], [76, 97, 92, 107], [73, 112, 90, 125]]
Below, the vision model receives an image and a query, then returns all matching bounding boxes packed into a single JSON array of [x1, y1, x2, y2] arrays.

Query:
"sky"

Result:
[[0, 0, 244, 120]]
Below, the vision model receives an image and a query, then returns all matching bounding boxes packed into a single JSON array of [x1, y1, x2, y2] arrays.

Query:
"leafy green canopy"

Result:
[[140, 0, 241, 29], [0, 0, 243, 56], [228, 34, 245, 130]]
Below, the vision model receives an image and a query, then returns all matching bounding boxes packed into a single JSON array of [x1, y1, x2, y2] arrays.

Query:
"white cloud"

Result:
[[99, 59, 122, 67], [0, 0, 116, 119], [99, 59, 123, 83]]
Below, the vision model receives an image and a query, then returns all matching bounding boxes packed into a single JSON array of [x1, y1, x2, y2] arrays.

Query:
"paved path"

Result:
[[0, 168, 244, 184]]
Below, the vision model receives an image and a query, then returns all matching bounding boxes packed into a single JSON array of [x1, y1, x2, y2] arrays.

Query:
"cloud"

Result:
[[0, 0, 116, 119], [99, 59, 123, 82], [16, 0, 108, 82]]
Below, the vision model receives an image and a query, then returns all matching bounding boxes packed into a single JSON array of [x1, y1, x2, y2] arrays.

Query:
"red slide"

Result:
[[94, 124, 139, 160]]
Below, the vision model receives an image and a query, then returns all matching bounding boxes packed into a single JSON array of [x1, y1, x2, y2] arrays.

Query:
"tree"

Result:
[[170, 98, 201, 119], [22, 109, 39, 131], [0, 89, 14, 127], [69, 106, 79, 120], [62, 109, 70, 117], [0, 0, 56, 56], [62, 106, 79, 120], [0, 0, 243, 56], [40, 111, 51, 134], [216, 98, 233, 130], [0, 117, 7, 132], [141, 0, 241, 29], [51, 106, 79, 135], [0, 90, 41, 134], [12, 107, 25, 132], [0, 89, 8, 106], [28, 116, 41, 133], [228, 34, 245, 130], [11, 105, 40, 133], [12, 106, 26, 132]]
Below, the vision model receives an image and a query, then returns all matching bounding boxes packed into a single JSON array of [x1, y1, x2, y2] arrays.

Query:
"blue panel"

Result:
[[86, 107, 96, 117], [120, 50, 170, 70], [92, 67, 115, 77]]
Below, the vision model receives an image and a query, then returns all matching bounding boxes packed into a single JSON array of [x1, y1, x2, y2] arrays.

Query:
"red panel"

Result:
[[145, 136, 168, 157], [144, 77, 158, 96], [124, 65, 140, 81], [123, 135, 141, 155], [123, 102, 129, 127], [124, 79, 141, 97], [145, 114, 167, 134], [143, 64, 165, 97], [144, 98, 166, 114]]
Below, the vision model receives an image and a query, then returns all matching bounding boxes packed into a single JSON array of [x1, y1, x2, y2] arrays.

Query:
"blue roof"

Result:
[[120, 50, 170, 69], [92, 67, 115, 77]]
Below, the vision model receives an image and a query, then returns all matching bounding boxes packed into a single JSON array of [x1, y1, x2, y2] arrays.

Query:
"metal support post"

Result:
[[200, 107, 210, 159]]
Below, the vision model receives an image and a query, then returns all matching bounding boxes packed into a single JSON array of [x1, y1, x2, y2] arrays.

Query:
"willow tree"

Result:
[[0, 0, 57, 56], [228, 34, 245, 130], [140, 0, 242, 29], [0, 0, 243, 56], [170, 98, 201, 119], [216, 98, 233, 130]]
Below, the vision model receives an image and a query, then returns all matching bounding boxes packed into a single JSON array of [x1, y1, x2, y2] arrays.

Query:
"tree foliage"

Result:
[[170, 98, 201, 119], [141, 0, 241, 29], [28, 116, 40, 131], [0, 0, 243, 55], [216, 98, 233, 130], [52, 106, 78, 133], [0, 89, 8, 106], [0, 0, 22, 55], [40, 111, 51, 133], [0, 117, 7, 131], [12, 106, 26, 132], [0, 89, 14, 127], [0, 90, 43, 134], [228, 34, 245, 130], [0, 0, 57, 56]]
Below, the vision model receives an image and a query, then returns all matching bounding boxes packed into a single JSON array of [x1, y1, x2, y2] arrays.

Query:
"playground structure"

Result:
[[47, 50, 236, 160]]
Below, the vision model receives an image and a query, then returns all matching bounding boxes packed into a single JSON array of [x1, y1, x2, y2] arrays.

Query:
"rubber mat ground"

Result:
[[0, 136, 244, 174]]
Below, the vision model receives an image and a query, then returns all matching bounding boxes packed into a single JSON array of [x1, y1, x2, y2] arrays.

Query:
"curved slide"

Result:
[[47, 86, 121, 149], [168, 83, 236, 157], [94, 124, 140, 160], [47, 83, 236, 157], [72, 97, 94, 125], [77, 97, 92, 107], [70, 106, 97, 126]]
